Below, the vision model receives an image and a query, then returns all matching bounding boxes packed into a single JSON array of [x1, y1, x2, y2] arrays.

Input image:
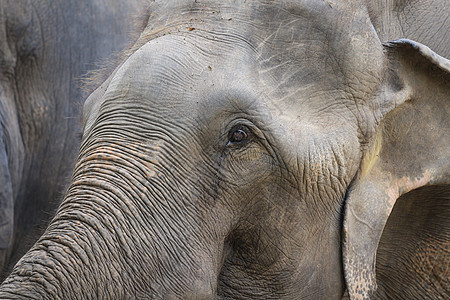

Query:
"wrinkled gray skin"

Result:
[[0, 0, 146, 276], [1, 0, 449, 299]]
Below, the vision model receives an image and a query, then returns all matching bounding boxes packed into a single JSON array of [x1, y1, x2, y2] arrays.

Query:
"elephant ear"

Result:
[[343, 39, 450, 299]]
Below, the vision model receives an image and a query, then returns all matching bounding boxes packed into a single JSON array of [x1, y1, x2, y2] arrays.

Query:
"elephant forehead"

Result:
[[101, 34, 331, 124], [101, 0, 384, 118], [140, 0, 385, 99]]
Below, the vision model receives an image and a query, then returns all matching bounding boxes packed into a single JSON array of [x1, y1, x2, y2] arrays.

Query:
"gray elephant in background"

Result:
[[1, 0, 449, 299], [0, 0, 148, 276]]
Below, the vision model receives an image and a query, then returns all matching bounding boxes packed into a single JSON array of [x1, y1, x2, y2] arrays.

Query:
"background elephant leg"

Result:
[[0, 127, 14, 271], [0, 71, 24, 277]]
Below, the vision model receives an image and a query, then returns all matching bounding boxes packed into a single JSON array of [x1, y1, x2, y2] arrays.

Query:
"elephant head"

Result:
[[0, 1, 448, 299]]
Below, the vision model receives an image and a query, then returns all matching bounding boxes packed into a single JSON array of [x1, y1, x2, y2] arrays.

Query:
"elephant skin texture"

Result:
[[0, 0, 448, 299], [0, 0, 147, 277]]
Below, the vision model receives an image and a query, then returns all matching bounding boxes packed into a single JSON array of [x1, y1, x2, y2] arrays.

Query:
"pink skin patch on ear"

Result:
[[386, 170, 433, 206]]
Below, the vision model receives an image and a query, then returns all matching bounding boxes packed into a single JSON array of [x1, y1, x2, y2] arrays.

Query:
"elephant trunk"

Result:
[[0, 142, 228, 298], [0, 218, 105, 299], [0, 190, 141, 299]]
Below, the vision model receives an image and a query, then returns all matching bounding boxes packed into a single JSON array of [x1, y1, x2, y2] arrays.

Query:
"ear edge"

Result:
[[383, 39, 450, 74]]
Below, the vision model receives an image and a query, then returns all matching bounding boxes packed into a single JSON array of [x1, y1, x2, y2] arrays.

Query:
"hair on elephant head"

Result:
[[0, 0, 448, 299]]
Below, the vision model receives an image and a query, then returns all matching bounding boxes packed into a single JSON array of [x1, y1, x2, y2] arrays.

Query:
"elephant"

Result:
[[0, 0, 448, 299], [0, 0, 148, 276]]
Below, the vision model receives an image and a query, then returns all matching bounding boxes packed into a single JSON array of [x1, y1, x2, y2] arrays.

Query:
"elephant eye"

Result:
[[228, 125, 250, 145]]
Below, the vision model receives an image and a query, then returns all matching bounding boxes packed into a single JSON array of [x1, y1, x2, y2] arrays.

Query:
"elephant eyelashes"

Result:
[[227, 125, 250, 146]]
